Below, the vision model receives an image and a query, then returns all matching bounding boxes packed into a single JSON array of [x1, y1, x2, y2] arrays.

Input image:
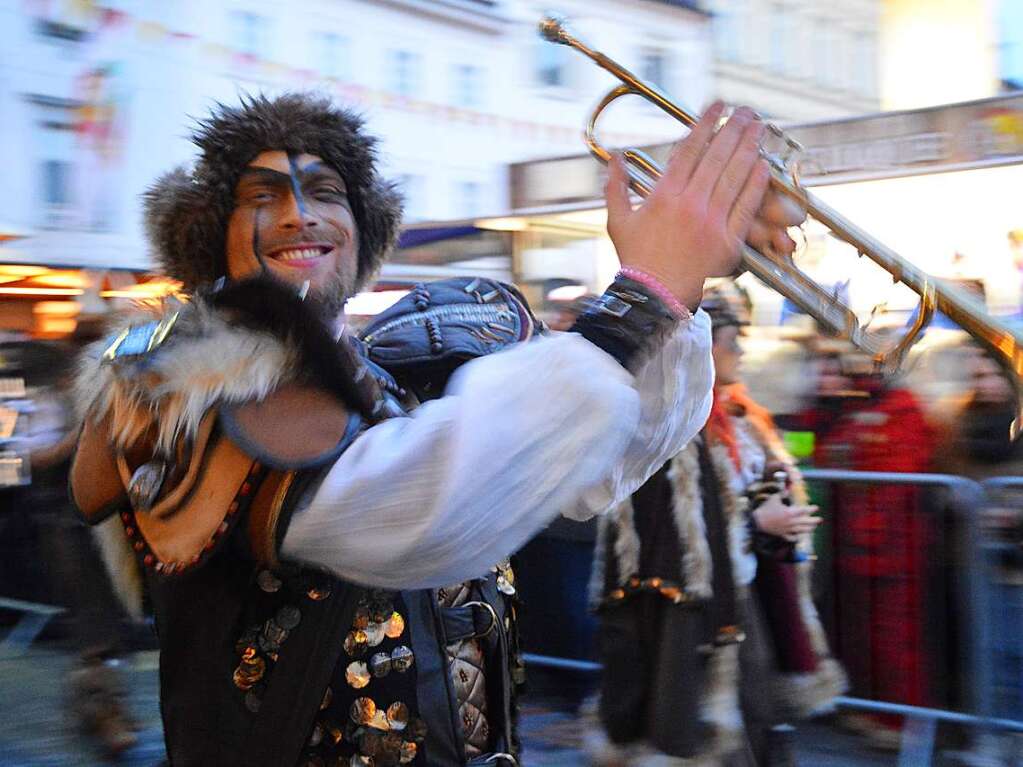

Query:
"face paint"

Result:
[[251, 207, 269, 276], [287, 152, 309, 219]]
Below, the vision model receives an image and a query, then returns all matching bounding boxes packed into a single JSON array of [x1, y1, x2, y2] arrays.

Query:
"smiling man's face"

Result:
[[225, 150, 358, 316]]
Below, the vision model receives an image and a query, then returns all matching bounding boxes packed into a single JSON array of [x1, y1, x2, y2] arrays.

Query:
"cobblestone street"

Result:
[[0, 642, 905, 766]]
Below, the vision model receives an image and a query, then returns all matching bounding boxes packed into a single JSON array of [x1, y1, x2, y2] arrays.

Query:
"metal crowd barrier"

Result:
[[523, 468, 1023, 767]]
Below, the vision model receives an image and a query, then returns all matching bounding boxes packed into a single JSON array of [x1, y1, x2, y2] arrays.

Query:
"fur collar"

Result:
[[75, 277, 386, 456], [599, 436, 749, 602], [75, 296, 297, 456]]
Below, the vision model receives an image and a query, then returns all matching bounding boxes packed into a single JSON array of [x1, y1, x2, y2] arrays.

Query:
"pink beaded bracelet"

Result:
[[616, 267, 694, 322]]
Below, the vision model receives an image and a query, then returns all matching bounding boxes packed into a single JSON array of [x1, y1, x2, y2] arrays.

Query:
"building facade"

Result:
[[702, 0, 882, 121], [0, 0, 713, 274]]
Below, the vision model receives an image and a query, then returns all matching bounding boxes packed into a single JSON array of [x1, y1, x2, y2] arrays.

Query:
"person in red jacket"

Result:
[[805, 347, 937, 748]]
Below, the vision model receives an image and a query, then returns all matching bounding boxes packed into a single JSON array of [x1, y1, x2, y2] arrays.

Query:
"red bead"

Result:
[[121, 512, 131, 523], [228, 502, 239, 515], [240, 483, 252, 496], [124, 526, 135, 538], [133, 540, 145, 552], [143, 554, 155, 567], [204, 539, 215, 552]]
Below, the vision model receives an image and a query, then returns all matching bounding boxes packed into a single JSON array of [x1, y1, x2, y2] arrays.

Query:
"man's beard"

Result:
[[308, 267, 355, 321], [257, 266, 355, 327]]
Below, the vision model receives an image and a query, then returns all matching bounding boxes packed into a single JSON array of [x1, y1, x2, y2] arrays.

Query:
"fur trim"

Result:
[[667, 442, 713, 599], [707, 441, 753, 586], [774, 657, 849, 720], [699, 643, 745, 757], [73, 276, 386, 454], [144, 93, 403, 292], [582, 644, 745, 765], [591, 498, 642, 609], [75, 296, 296, 455], [612, 499, 641, 587], [91, 516, 144, 620]]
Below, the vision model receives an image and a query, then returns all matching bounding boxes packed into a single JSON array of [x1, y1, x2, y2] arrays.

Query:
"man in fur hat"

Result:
[[69, 94, 802, 766]]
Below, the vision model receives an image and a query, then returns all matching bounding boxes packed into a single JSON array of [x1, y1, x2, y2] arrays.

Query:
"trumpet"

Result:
[[539, 15, 1023, 426]]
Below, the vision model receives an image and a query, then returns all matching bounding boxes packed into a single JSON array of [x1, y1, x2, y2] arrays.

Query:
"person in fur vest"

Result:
[[586, 294, 845, 766], [67, 93, 806, 767]]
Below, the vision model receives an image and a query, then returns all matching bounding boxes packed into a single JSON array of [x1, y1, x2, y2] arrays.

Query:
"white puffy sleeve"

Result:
[[281, 311, 713, 589]]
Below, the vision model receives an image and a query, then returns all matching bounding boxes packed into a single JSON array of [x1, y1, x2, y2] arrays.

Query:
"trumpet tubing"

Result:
[[539, 14, 1023, 426]]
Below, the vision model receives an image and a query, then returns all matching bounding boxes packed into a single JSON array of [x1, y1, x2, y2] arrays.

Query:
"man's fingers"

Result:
[[746, 220, 796, 258], [708, 120, 764, 214], [727, 159, 771, 242], [686, 107, 757, 204], [746, 220, 771, 253], [760, 190, 806, 228], [659, 101, 725, 195], [605, 153, 632, 239], [773, 229, 797, 256]]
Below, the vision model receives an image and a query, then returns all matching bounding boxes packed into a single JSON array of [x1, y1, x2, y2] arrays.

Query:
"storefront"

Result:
[[386, 92, 1023, 412]]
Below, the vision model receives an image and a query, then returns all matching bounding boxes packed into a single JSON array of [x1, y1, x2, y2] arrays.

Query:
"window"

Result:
[[713, 3, 736, 61], [639, 48, 669, 90], [398, 174, 426, 221], [769, 3, 793, 74], [536, 39, 568, 87], [813, 19, 829, 85], [855, 32, 876, 96], [389, 50, 421, 97], [231, 10, 267, 57], [456, 180, 483, 217], [452, 64, 483, 108], [29, 97, 78, 229], [317, 32, 350, 80], [40, 160, 72, 228], [828, 29, 845, 89], [729, 0, 750, 62]]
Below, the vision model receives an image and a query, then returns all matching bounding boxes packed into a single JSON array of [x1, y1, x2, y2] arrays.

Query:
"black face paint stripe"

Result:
[[252, 206, 270, 276], [287, 151, 309, 218]]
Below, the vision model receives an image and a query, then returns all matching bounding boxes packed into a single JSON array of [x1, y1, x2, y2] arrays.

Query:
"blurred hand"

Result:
[[605, 101, 770, 309], [747, 182, 807, 257], [753, 494, 822, 541]]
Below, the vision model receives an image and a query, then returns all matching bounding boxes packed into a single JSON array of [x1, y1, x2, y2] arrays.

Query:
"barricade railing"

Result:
[[523, 469, 1023, 766]]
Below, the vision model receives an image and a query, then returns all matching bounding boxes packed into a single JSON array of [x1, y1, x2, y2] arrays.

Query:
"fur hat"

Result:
[[702, 283, 749, 333], [143, 93, 404, 293]]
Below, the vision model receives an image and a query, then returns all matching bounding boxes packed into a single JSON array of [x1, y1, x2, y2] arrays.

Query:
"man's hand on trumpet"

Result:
[[605, 100, 807, 310]]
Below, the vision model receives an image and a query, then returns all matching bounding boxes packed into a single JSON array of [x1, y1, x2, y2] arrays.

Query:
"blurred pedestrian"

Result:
[[586, 293, 844, 766], [1, 336, 140, 759], [802, 344, 937, 749]]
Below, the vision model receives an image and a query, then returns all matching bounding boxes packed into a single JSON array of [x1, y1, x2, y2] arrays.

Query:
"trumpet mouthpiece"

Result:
[[538, 14, 569, 44]]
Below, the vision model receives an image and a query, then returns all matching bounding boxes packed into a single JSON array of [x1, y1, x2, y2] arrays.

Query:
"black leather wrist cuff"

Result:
[[570, 277, 678, 369]]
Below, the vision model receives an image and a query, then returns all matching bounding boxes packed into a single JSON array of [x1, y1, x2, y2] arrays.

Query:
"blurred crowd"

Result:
[[548, 284, 1023, 755]]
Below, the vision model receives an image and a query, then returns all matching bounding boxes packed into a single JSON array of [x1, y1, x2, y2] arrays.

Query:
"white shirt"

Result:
[[282, 311, 714, 590]]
